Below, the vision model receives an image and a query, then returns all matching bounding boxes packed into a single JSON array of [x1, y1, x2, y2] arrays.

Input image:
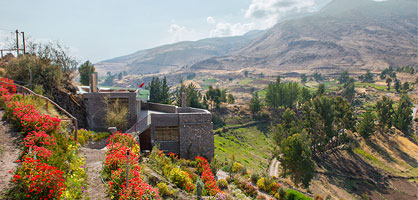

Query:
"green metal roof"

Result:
[[138, 89, 150, 100]]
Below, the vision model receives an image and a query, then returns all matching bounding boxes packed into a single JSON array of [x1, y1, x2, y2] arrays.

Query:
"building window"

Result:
[[154, 126, 179, 142]]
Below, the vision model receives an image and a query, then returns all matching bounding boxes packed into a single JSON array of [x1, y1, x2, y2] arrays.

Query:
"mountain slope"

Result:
[[95, 30, 264, 75], [192, 0, 418, 71]]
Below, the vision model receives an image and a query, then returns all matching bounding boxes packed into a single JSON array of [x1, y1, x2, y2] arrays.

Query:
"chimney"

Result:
[[181, 92, 187, 107], [90, 72, 98, 93]]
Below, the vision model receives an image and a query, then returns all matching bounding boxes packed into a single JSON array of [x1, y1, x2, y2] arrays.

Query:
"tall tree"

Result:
[[386, 78, 392, 91], [376, 97, 394, 128], [394, 79, 401, 93], [362, 70, 374, 83], [315, 84, 325, 97], [301, 74, 307, 84], [148, 77, 162, 103], [78, 61, 95, 86], [175, 82, 205, 109], [358, 111, 375, 138], [338, 70, 349, 84], [393, 94, 413, 134], [280, 133, 314, 188], [342, 78, 355, 102], [227, 94, 235, 104], [249, 92, 262, 115]]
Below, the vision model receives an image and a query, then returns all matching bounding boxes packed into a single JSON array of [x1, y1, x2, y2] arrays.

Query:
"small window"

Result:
[[154, 126, 179, 142]]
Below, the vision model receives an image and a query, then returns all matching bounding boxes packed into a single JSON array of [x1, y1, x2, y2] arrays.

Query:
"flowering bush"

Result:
[[104, 132, 159, 200], [239, 181, 258, 198], [0, 78, 88, 200], [12, 157, 66, 199], [196, 156, 221, 196], [168, 167, 195, 192]]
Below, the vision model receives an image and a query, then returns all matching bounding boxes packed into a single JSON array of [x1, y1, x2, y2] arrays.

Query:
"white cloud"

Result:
[[168, 24, 202, 43], [209, 0, 331, 37], [206, 16, 216, 24]]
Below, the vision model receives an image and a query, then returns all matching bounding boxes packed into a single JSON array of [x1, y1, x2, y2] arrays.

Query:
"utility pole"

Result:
[[15, 30, 19, 56], [21, 32, 26, 54]]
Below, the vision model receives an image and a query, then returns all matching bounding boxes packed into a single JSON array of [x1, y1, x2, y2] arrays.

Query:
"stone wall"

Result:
[[179, 113, 214, 161], [83, 92, 137, 132]]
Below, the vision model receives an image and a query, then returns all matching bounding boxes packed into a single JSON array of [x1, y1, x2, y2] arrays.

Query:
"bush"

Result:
[[217, 179, 228, 190], [256, 177, 274, 193], [105, 98, 129, 131], [232, 162, 243, 173], [239, 181, 258, 198], [168, 167, 195, 192], [251, 173, 260, 184], [285, 189, 311, 200], [156, 182, 172, 197]]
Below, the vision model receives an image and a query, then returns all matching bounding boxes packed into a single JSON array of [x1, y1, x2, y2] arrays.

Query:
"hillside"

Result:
[[192, 0, 418, 71], [94, 30, 264, 76]]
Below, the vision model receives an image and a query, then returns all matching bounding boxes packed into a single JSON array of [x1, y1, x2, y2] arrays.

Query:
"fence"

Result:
[[0, 80, 78, 141]]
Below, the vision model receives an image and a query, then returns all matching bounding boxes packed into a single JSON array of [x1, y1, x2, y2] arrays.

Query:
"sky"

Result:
[[0, 0, 332, 63]]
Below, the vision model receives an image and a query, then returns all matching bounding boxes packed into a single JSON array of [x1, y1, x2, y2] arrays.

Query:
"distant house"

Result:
[[80, 73, 214, 160]]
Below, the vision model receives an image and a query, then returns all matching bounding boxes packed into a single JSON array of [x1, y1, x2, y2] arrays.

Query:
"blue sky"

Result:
[[0, 0, 331, 63]]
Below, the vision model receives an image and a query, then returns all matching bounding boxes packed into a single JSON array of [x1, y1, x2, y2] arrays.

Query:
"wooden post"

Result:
[[21, 32, 26, 54], [45, 100, 48, 112], [126, 150, 130, 189], [15, 30, 19, 56], [1, 50, 3, 59]]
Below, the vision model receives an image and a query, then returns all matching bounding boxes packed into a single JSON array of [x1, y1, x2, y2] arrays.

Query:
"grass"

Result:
[[239, 78, 253, 85], [214, 127, 273, 173], [353, 148, 379, 162], [355, 82, 386, 90], [201, 78, 218, 90]]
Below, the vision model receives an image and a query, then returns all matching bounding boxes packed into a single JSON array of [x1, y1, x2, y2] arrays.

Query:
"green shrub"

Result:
[[232, 162, 243, 173], [217, 179, 228, 190], [251, 173, 260, 184], [156, 182, 172, 197], [168, 167, 195, 192], [285, 189, 311, 200]]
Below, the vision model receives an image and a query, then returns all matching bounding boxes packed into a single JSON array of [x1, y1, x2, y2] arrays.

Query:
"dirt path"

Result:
[[80, 147, 108, 200], [0, 110, 21, 195], [269, 158, 279, 177]]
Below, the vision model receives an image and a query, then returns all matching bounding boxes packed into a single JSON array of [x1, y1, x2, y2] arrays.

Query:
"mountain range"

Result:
[[96, 0, 418, 75]]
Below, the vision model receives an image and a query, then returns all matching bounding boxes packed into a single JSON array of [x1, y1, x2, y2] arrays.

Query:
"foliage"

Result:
[[394, 78, 401, 92], [4, 54, 62, 95], [174, 82, 206, 109], [342, 78, 355, 102], [12, 157, 66, 199], [313, 72, 323, 82], [148, 77, 170, 104], [285, 189, 312, 200], [156, 182, 173, 197], [227, 93, 235, 104], [386, 78, 392, 91], [196, 156, 221, 196], [104, 132, 159, 200], [206, 86, 228, 109], [78, 60, 95, 86], [249, 92, 262, 115], [280, 133, 314, 188], [376, 97, 394, 128], [338, 71, 349, 84], [358, 111, 375, 138], [360, 70, 374, 83], [168, 167, 195, 192], [393, 94, 413, 134], [105, 98, 129, 131], [232, 162, 244, 173], [238, 181, 258, 198], [265, 80, 300, 109], [217, 179, 228, 190], [301, 74, 307, 84]]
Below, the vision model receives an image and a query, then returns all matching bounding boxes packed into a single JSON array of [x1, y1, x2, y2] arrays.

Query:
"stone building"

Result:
[[81, 74, 214, 160]]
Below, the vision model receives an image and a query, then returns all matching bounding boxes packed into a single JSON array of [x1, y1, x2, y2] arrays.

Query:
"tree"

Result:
[[376, 97, 394, 128], [386, 78, 392, 91], [175, 82, 205, 109], [148, 77, 170, 104], [394, 79, 401, 93], [206, 86, 228, 110], [78, 61, 95, 86], [312, 96, 336, 138], [280, 133, 314, 188], [402, 82, 410, 91], [313, 72, 323, 82], [338, 71, 349, 84], [300, 87, 312, 103], [334, 96, 356, 132], [227, 94, 235, 104], [315, 84, 325, 97], [361, 70, 374, 83], [342, 78, 355, 102], [301, 74, 307, 84], [249, 92, 262, 115], [244, 71, 249, 77], [393, 94, 413, 134], [117, 72, 123, 80], [358, 111, 375, 138]]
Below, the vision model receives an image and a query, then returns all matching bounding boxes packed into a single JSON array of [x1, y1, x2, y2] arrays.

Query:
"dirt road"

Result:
[[80, 147, 109, 200], [269, 158, 280, 177], [0, 111, 21, 195]]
